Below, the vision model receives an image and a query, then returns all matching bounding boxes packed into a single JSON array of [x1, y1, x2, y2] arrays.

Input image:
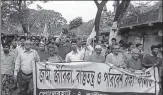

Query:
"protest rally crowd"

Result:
[[1, 29, 163, 95]]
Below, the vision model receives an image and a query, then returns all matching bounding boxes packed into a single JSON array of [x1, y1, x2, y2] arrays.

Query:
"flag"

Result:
[[109, 21, 118, 45], [41, 23, 49, 39], [87, 26, 96, 46], [88, 26, 96, 39]]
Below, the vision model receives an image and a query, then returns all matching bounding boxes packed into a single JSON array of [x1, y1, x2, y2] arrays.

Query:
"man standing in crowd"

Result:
[[80, 41, 93, 59], [142, 45, 163, 92], [46, 44, 63, 63], [16, 36, 26, 55], [1, 44, 16, 94], [55, 30, 71, 59], [142, 45, 162, 68], [37, 41, 50, 62], [65, 39, 83, 62], [125, 48, 146, 72], [14, 40, 40, 95], [10, 40, 18, 57], [111, 38, 117, 47], [105, 45, 126, 68], [136, 43, 144, 61], [31, 37, 40, 51], [158, 44, 163, 58], [85, 45, 105, 63], [101, 44, 107, 57]]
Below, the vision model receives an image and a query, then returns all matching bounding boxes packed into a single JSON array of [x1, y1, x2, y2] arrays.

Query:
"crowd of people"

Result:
[[1, 30, 163, 95]]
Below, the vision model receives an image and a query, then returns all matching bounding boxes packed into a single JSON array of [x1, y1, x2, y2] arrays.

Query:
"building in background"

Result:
[[117, 2, 162, 54]]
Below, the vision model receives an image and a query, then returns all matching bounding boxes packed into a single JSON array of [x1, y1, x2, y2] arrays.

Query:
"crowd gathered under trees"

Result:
[[1, 27, 163, 95], [1, 0, 163, 95]]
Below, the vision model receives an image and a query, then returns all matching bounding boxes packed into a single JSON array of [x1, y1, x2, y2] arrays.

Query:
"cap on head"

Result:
[[111, 38, 116, 41], [95, 45, 102, 49]]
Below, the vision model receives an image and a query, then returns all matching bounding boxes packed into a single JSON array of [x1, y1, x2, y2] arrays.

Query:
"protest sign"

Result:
[[33, 62, 160, 95]]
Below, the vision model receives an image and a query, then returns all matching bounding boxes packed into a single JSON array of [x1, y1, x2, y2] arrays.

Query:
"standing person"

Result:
[[16, 36, 26, 55], [111, 38, 117, 47], [55, 30, 71, 59], [31, 37, 40, 51], [80, 41, 94, 59], [142, 45, 163, 90], [105, 46, 111, 58], [14, 40, 40, 95], [65, 39, 83, 62], [77, 37, 82, 52], [84, 45, 105, 63], [101, 44, 107, 57], [1, 44, 16, 95], [136, 43, 144, 61], [119, 40, 124, 46], [125, 49, 146, 72], [37, 42, 50, 62], [105, 45, 126, 68], [158, 44, 163, 58], [46, 44, 63, 63], [142, 45, 162, 68]]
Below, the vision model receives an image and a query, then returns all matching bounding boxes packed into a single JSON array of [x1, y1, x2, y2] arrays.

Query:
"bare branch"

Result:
[[100, 0, 109, 7], [94, 0, 100, 7]]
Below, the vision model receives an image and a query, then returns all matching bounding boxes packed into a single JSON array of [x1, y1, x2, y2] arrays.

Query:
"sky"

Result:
[[28, 1, 158, 23], [28, 1, 114, 23]]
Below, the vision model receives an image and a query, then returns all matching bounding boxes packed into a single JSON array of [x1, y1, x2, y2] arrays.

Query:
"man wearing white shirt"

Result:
[[65, 39, 83, 62], [16, 36, 26, 55], [14, 40, 40, 95], [105, 45, 126, 68], [80, 41, 94, 59]]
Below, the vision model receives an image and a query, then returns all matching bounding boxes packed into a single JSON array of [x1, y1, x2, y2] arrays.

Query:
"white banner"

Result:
[[33, 62, 160, 95]]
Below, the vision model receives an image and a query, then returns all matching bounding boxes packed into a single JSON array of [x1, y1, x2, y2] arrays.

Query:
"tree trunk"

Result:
[[18, 0, 28, 34], [94, 7, 103, 39], [113, 0, 131, 22], [94, 0, 108, 41]]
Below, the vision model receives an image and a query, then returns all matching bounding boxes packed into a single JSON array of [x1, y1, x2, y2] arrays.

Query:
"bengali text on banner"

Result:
[[32, 62, 160, 95]]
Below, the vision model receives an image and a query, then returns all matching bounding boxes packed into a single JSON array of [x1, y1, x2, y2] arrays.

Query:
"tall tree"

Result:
[[10, 0, 48, 34], [94, 0, 108, 40]]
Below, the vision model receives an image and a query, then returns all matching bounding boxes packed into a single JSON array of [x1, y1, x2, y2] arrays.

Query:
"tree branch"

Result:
[[100, 0, 109, 7], [114, 0, 130, 22], [94, 0, 100, 7]]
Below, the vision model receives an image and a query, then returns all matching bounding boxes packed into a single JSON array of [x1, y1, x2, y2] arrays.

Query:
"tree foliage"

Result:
[[124, 1, 161, 18], [1, 1, 67, 35], [69, 17, 83, 30]]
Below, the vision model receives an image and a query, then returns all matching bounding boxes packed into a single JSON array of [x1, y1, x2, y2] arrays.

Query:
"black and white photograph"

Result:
[[0, 0, 163, 95]]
